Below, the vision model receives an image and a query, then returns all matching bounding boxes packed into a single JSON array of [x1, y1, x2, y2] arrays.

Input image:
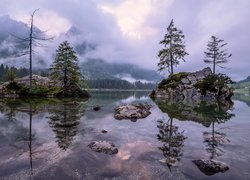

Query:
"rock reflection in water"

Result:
[[157, 118, 187, 169], [154, 99, 234, 175], [154, 99, 234, 127]]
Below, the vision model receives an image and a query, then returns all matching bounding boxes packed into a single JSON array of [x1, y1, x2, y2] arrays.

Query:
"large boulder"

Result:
[[16, 75, 51, 86], [114, 103, 151, 121], [150, 67, 234, 101]]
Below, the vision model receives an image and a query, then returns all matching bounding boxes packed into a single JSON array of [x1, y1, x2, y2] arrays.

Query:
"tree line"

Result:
[[0, 64, 29, 82], [87, 79, 156, 90]]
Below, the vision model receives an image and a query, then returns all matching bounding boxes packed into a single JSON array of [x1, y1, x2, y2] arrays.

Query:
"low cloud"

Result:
[[0, 0, 249, 80]]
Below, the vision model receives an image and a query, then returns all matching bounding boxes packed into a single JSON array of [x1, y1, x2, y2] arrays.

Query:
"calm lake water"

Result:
[[0, 91, 250, 180]]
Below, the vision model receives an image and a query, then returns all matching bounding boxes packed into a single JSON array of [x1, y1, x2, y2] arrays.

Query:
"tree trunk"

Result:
[[170, 33, 173, 75], [29, 16, 33, 90], [213, 49, 216, 74], [64, 66, 67, 88]]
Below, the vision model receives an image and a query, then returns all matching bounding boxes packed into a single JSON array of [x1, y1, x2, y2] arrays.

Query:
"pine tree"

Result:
[[50, 41, 82, 88], [204, 36, 232, 74], [158, 19, 188, 75]]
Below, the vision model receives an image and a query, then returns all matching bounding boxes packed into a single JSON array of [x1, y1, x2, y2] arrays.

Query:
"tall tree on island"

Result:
[[158, 19, 188, 75], [204, 36, 232, 74], [50, 41, 83, 88]]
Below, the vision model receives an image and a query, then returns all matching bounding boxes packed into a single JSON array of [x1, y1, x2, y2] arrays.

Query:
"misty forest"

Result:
[[0, 1, 250, 180]]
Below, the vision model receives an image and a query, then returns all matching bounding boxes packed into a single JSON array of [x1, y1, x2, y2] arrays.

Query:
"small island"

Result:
[[0, 41, 90, 99], [150, 67, 234, 101]]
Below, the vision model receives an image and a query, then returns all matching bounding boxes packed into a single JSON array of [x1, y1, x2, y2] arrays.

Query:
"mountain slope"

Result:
[[0, 15, 44, 59], [80, 59, 163, 82]]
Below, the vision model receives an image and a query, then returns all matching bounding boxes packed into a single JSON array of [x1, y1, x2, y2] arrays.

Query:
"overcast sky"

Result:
[[0, 0, 250, 80]]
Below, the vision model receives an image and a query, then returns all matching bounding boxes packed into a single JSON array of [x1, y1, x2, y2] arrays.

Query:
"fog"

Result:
[[0, 0, 249, 80]]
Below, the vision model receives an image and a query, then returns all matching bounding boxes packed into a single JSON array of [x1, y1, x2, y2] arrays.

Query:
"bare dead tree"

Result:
[[12, 9, 53, 89]]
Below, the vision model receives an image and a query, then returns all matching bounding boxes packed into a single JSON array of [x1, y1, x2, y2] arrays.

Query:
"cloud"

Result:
[[0, 0, 249, 80], [13, 11, 71, 36]]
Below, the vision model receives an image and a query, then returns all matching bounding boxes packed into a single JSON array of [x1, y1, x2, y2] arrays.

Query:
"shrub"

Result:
[[158, 72, 188, 89], [194, 74, 234, 95]]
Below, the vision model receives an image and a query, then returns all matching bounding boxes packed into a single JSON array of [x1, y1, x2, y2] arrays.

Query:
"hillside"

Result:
[[233, 76, 250, 94], [0, 17, 162, 84], [0, 15, 44, 59], [80, 59, 163, 82]]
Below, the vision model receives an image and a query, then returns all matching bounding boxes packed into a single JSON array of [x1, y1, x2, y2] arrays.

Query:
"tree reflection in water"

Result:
[[157, 118, 187, 169], [154, 99, 235, 172], [0, 98, 87, 178], [194, 102, 235, 159], [48, 101, 86, 150]]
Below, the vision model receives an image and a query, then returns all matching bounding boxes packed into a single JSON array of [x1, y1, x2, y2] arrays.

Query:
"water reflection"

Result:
[[157, 118, 187, 169], [155, 100, 234, 127], [28, 104, 34, 178], [154, 99, 235, 174], [233, 93, 250, 107], [48, 101, 86, 150], [194, 102, 235, 159], [0, 98, 87, 151]]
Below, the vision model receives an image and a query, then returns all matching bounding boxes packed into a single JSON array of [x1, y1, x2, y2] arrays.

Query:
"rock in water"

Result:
[[101, 129, 108, 133], [88, 141, 118, 155], [150, 67, 234, 101], [193, 159, 229, 175], [56, 84, 90, 98], [93, 106, 101, 111], [114, 103, 151, 121]]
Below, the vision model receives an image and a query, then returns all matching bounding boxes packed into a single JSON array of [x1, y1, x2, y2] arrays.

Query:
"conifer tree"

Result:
[[158, 19, 188, 75], [204, 36, 232, 74], [50, 41, 82, 88]]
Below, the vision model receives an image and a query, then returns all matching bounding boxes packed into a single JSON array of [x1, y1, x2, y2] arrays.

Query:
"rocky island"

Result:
[[0, 75, 90, 98], [150, 67, 234, 101]]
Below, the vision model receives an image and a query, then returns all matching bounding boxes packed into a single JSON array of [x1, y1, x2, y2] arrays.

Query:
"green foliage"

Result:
[[5, 81, 60, 97], [50, 41, 84, 88], [194, 73, 234, 95], [87, 79, 156, 90], [204, 36, 232, 74], [193, 101, 234, 124], [158, 72, 188, 89], [158, 19, 188, 74], [0, 64, 29, 82], [6, 69, 16, 82], [28, 86, 50, 95], [232, 76, 250, 90], [6, 82, 24, 91], [154, 100, 234, 127]]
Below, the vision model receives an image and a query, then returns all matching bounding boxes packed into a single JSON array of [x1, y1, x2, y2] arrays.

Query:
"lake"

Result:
[[0, 91, 250, 180]]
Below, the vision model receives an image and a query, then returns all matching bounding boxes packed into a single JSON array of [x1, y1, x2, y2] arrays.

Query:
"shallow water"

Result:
[[0, 91, 250, 180]]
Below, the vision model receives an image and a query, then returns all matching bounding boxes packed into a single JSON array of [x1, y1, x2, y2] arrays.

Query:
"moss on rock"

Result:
[[158, 72, 188, 89]]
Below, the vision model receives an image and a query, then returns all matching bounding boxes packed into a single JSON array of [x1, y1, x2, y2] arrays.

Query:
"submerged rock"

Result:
[[93, 106, 101, 111], [114, 103, 151, 121], [203, 131, 230, 145], [88, 141, 118, 155], [101, 129, 108, 133], [193, 159, 229, 175]]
